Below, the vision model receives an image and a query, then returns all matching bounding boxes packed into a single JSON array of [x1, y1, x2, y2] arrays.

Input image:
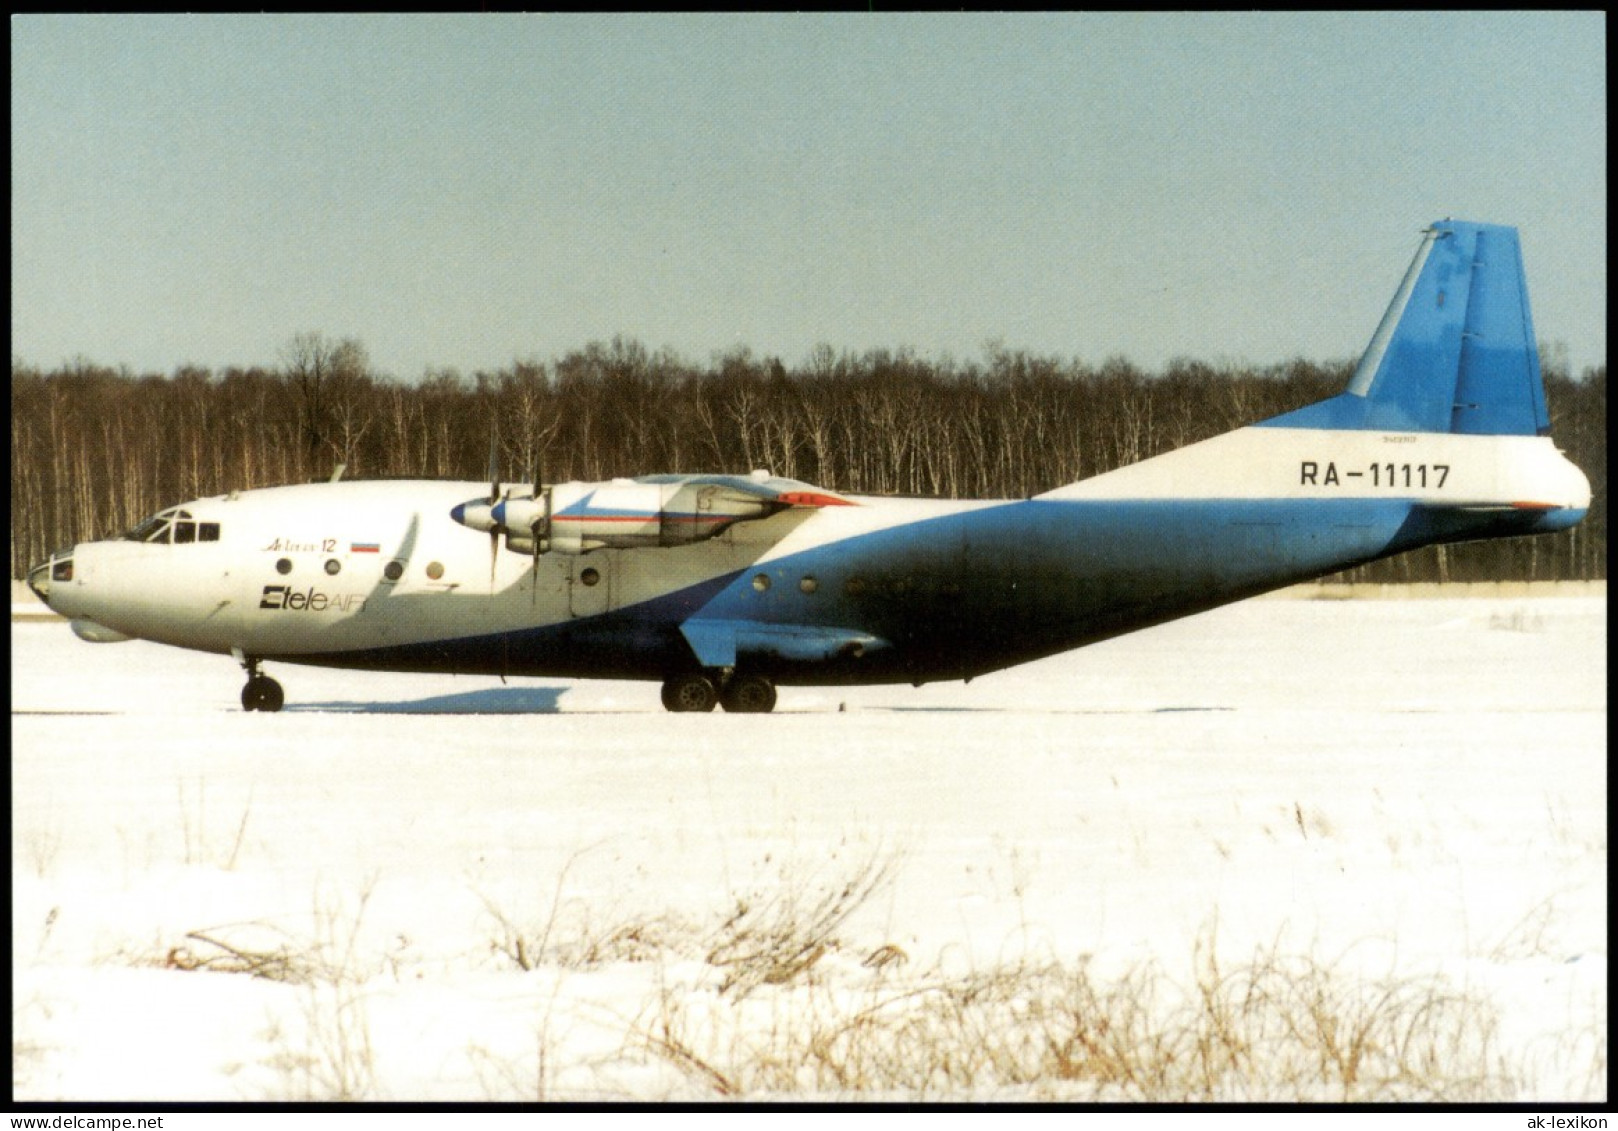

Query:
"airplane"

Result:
[[25, 219, 1592, 714]]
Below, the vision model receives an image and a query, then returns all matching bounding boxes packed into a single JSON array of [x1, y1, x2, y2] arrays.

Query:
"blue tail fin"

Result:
[[1262, 220, 1550, 436]]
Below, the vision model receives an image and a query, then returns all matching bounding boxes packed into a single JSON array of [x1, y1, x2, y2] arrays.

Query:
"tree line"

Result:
[[10, 333, 1606, 583]]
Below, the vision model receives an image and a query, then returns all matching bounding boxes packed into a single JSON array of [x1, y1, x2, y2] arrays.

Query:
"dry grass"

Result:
[[149, 880, 380, 1100], [131, 852, 1568, 1103], [480, 845, 900, 998], [475, 851, 1525, 1100], [175, 778, 254, 871], [257, 882, 379, 1101], [703, 849, 900, 999], [479, 862, 697, 974], [636, 938, 1515, 1101]]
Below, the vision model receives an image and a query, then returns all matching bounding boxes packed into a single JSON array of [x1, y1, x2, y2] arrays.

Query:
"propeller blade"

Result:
[[486, 430, 500, 505], [486, 428, 502, 595], [529, 484, 548, 607]]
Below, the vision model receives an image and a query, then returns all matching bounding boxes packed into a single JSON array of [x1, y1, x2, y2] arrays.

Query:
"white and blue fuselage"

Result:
[[25, 220, 1592, 711]]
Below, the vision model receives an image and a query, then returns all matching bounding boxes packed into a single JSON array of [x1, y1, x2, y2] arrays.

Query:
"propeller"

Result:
[[528, 450, 548, 606], [486, 430, 502, 593], [453, 428, 561, 603]]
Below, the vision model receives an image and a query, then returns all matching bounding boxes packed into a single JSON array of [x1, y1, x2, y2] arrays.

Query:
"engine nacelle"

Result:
[[541, 479, 776, 554], [467, 479, 782, 555], [453, 472, 851, 556]]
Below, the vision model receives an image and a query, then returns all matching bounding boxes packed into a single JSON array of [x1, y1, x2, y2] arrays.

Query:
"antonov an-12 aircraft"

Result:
[[27, 220, 1591, 713]]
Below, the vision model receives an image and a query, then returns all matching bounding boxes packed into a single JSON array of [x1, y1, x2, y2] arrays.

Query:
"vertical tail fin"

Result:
[[1263, 220, 1550, 436]]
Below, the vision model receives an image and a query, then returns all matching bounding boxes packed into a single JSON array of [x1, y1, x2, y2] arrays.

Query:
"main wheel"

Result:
[[241, 675, 285, 713], [661, 673, 718, 713], [720, 674, 777, 714]]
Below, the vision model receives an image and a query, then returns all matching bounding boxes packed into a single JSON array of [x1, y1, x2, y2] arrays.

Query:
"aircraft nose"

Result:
[[26, 551, 69, 605], [26, 558, 51, 602]]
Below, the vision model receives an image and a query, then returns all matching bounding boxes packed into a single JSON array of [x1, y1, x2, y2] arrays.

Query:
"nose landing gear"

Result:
[[242, 674, 285, 713], [233, 649, 285, 713]]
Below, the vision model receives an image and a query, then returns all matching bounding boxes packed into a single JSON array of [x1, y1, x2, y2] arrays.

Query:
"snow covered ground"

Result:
[[10, 595, 1606, 1102]]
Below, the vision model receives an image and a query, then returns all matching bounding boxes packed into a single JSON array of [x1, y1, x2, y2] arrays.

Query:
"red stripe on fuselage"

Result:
[[551, 513, 731, 523]]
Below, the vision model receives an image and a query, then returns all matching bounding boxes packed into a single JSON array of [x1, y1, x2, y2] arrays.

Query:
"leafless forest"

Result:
[[10, 334, 1606, 582]]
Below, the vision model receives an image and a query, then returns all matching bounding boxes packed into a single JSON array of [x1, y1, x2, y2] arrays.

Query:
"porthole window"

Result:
[[383, 560, 404, 582], [752, 573, 771, 592], [276, 558, 293, 575], [580, 567, 601, 587], [426, 561, 445, 580], [325, 558, 342, 576], [799, 576, 818, 594], [845, 576, 867, 595]]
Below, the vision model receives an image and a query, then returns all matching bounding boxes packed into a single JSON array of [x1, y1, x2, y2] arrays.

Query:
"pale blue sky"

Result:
[[11, 12, 1607, 379]]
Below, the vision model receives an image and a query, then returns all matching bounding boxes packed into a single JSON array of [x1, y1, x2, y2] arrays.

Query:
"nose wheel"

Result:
[[241, 675, 285, 713], [233, 650, 285, 712]]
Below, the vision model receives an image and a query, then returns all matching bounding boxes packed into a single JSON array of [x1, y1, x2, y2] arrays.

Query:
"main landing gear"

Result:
[[660, 671, 778, 714], [234, 651, 285, 713]]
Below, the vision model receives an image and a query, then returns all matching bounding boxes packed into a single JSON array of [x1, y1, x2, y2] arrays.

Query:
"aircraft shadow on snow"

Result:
[[288, 686, 569, 714], [280, 695, 1234, 716]]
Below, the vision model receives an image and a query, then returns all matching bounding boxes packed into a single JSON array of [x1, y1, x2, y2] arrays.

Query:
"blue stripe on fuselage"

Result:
[[281, 495, 1554, 683]]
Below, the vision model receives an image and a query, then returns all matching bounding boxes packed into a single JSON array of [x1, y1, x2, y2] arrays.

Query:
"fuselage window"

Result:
[[174, 521, 196, 544], [199, 522, 220, 542]]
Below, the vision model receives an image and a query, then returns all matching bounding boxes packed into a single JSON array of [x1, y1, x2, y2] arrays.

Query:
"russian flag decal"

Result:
[[351, 542, 380, 554]]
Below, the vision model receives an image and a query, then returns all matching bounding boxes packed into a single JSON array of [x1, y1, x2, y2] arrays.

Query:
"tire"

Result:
[[241, 675, 285, 713], [661, 673, 718, 713], [720, 674, 777, 714]]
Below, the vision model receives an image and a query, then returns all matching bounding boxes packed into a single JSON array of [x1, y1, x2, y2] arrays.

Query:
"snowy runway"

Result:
[[11, 595, 1606, 1101]]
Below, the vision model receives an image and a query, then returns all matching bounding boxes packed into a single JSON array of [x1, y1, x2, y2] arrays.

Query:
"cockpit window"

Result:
[[126, 516, 168, 542], [125, 508, 218, 545]]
